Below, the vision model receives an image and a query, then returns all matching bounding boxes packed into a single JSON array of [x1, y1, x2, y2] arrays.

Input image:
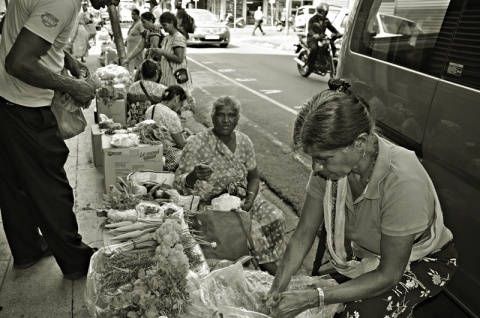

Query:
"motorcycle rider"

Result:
[[305, 3, 341, 72]]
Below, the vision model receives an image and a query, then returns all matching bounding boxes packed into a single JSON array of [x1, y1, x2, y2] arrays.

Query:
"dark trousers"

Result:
[[252, 20, 264, 34], [0, 98, 93, 274], [307, 39, 320, 69]]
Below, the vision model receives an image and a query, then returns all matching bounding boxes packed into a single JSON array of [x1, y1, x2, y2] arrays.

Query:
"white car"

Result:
[[185, 9, 230, 48]]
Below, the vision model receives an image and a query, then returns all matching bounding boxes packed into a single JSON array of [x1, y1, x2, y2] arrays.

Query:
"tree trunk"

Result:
[[107, 5, 126, 64]]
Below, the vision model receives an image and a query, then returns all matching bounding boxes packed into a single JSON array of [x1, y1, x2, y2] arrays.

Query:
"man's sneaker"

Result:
[[13, 248, 53, 270], [262, 32, 266, 35]]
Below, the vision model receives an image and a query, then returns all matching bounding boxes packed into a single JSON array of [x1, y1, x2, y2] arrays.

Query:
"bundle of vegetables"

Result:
[[102, 177, 144, 210], [133, 120, 169, 146], [110, 132, 140, 148], [86, 214, 210, 318]]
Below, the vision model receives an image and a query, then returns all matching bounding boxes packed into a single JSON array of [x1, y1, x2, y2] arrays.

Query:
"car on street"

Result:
[[185, 9, 230, 48]]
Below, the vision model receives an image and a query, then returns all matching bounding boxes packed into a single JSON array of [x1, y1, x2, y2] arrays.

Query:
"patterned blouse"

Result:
[[141, 25, 163, 49], [144, 103, 183, 147]]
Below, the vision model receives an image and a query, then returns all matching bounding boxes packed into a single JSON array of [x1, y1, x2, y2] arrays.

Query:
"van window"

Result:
[[350, 0, 450, 75], [441, 1, 480, 90]]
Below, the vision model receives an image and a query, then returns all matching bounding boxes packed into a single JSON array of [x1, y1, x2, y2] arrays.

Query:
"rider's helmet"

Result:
[[316, 3, 329, 17]]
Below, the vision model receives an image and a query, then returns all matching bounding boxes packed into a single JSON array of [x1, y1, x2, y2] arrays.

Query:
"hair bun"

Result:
[[328, 78, 351, 92]]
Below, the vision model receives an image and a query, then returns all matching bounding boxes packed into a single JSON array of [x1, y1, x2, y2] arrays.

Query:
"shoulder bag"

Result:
[[191, 208, 259, 267], [168, 60, 189, 84]]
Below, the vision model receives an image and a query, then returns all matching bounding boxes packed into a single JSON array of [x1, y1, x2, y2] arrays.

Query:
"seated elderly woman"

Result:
[[173, 96, 287, 275], [127, 60, 167, 125], [145, 85, 188, 171]]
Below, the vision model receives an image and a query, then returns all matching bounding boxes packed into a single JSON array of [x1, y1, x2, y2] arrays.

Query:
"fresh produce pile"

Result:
[[86, 177, 209, 318], [96, 65, 133, 106]]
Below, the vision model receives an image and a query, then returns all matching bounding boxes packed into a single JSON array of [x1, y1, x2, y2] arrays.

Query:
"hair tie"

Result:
[[328, 78, 351, 93]]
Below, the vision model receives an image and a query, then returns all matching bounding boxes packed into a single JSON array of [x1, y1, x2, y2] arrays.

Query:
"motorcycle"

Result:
[[224, 16, 246, 28], [275, 19, 286, 32], [293, 33, 342, 78]]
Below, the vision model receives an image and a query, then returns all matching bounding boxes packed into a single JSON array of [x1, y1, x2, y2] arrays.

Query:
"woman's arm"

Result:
[[273, 233, 417, 318], [267, 193, 325, 299], [171, 132, 187, 149], [323, 233, 416, 304], [124, 38, 145, 63], [241, 167, 260, 212], [149, 35, 161, 49], [152, 46, 185, 64]]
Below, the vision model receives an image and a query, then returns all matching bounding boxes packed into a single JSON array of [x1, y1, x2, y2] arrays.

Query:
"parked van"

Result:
[[337, 0, 480, 316]]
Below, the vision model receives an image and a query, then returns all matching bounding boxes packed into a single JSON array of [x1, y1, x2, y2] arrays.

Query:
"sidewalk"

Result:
[[0, 36, 315, 317]]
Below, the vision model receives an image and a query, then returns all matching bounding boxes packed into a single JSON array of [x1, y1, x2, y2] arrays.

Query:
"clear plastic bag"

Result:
[[184, 260, 342, 318]]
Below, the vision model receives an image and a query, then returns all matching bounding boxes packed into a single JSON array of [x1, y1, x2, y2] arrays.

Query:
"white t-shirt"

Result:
[[0, 0, 80, 107], [254, 9, 264, 21]]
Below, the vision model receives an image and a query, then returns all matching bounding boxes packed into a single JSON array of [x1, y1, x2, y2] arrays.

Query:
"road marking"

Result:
[[239, 116, 311, 170], [188, 57, 298, 115], [235, 78, 257, 82], [203, 61, 215, 64], [293, 105, 303, 109], [218, 69, 235, 72], [260, 90, 282, 95]]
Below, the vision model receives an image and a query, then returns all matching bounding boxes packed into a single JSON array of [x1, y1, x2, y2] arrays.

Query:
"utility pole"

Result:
[[106, 0, 126, 64]]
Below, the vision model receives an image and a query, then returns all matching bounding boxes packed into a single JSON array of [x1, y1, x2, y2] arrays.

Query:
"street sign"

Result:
[[269, 0, 275, 3]]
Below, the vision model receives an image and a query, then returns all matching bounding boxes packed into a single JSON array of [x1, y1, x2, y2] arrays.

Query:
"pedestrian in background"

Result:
[[150, 12, 195, 111], [175, 2, 189, 40], [71, 2, 93, 62], [123, 11, 163, 66], [252, 6, 266, 36], [125, 8, 144, 73], [0, 0, 98, 280]]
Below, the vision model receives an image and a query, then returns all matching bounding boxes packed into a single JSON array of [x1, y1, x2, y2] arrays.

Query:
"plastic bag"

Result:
[[51, 91, 88, 139], [184, 260, 342, 318]]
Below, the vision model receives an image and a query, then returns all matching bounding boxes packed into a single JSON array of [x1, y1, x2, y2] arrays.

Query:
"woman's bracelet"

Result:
[[316, 287, 324, 307]]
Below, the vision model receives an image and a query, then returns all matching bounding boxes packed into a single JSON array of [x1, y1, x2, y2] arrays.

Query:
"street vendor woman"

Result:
[[173, 96, 287, 275], [265, 80, 457, 318]]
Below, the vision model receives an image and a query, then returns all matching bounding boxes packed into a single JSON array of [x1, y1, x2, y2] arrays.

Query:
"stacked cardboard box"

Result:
[[101, 134, 164, 192]]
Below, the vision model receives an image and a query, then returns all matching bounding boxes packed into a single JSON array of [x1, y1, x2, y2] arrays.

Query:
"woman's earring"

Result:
[[362, 149, 366, 158]]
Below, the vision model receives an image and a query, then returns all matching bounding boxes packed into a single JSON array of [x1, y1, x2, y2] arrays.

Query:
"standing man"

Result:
[[252, 6, 266, 36], [0, 0, 105, 280], [305, 3, 340, 72]]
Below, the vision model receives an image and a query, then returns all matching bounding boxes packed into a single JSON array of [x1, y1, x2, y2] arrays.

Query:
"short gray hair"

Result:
[[211, 96, 241, 117]]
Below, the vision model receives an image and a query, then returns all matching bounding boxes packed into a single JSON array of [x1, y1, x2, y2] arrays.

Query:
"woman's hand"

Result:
[[271, 290, 317, 318], [121, 58, 130, 67], [240, 200, 254, 212], [192, 163, 213, 181], [149, 48, 164, 59]]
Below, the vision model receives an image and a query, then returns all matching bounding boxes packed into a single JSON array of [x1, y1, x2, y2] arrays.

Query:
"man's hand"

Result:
[[313, 34, 321, 39], [69, 78, 96, 104], [65, 52, 90, 78]]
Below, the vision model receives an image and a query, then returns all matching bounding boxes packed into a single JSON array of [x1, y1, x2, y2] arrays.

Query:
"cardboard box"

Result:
[[91, 124, 104, 167], [102, 135, 164, 192], [96, 97, 127, 126]]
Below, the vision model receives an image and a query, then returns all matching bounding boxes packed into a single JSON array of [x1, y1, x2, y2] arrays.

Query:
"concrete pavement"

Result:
[[0, 31, 315, 318]]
